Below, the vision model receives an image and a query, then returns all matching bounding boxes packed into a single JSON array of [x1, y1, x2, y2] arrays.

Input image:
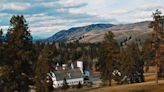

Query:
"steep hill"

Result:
[[46, 21, 153, 45], [78, 21, 153, 44], [46, 24, 114, 42]]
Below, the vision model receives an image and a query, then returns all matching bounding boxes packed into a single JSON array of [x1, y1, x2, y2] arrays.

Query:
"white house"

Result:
[[48, 68, 84, 88]]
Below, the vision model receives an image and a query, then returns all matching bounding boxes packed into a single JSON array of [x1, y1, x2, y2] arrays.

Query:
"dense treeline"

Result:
[[97, 31, 145, 86], [0, 10, 163, 91]]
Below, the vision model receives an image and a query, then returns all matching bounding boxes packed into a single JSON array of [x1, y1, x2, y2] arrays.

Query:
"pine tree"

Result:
[[0, 29, 3, 63], [2, 15, 34, 92], [149, 9, 164, 82], [62, 78, 69, 89], [120, 42, 144, 83], [77, 81, 82, 88], [6, 15, 33, 68], [142, 37, 155, 72], [35, 45, 51, 92], [0, 29, 3, 43], [97, 31, 120, 86]]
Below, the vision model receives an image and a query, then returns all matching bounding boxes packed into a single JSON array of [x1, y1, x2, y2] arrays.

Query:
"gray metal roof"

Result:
[[53, 68, 83, 81]]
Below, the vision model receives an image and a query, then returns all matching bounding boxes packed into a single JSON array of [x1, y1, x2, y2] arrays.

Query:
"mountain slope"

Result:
[[78, 21, 153, 43], [46, 21, 153, 44], [46, 24, 114, 42]]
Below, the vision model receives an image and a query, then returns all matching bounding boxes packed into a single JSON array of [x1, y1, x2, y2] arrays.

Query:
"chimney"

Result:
[[77, 61, 83, 73], [55, 67, 58, 70], [71, 63, 74, 69], [62, 64, 67, 70], [55, 63, 59, 70]]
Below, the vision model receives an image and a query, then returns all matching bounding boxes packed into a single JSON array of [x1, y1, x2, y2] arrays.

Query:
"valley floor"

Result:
[[87, 80, 164, 92]]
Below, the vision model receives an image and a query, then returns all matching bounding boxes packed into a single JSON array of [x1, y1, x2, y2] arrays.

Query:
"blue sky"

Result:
[[0, 0, 164, 39]]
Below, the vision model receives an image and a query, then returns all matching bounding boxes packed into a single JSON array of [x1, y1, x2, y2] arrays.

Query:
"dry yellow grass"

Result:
[[88, 80, 164, 92], [144, 73, 156, 82]]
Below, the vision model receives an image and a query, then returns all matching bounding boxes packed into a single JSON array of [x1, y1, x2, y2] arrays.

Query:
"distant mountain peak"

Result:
[[46, 23, 114, 42]]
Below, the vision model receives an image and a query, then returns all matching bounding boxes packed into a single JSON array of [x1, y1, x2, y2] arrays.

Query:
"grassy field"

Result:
[[70, 73, 163, 92], [62, 80, 164, 92], [87, 72, 164, 92], [88, 80, 164, 92]]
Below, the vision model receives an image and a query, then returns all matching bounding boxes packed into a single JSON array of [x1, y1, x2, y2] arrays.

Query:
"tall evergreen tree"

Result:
[[35, 45, 51, 92], [0, 29, 3, 43], [6, 15, 33, 71], [149, 9, 164, 82], [1, 15, 34, 91], [97, 31, 120, 86], [0, 29, 3, 62], [142, 37, 155, 72]]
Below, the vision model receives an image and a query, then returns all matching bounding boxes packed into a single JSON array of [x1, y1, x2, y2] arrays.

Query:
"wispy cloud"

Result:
[[0, 0, 164, 39], [0, 2, 31, 10]]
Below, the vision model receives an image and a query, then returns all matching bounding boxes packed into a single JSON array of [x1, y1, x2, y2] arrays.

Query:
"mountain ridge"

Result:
[[46, 23, 114, 42], [45, 21, 152, 43]]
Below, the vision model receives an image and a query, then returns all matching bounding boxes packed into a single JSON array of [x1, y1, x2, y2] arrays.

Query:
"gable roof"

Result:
[[53, 68, 83, 81]]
